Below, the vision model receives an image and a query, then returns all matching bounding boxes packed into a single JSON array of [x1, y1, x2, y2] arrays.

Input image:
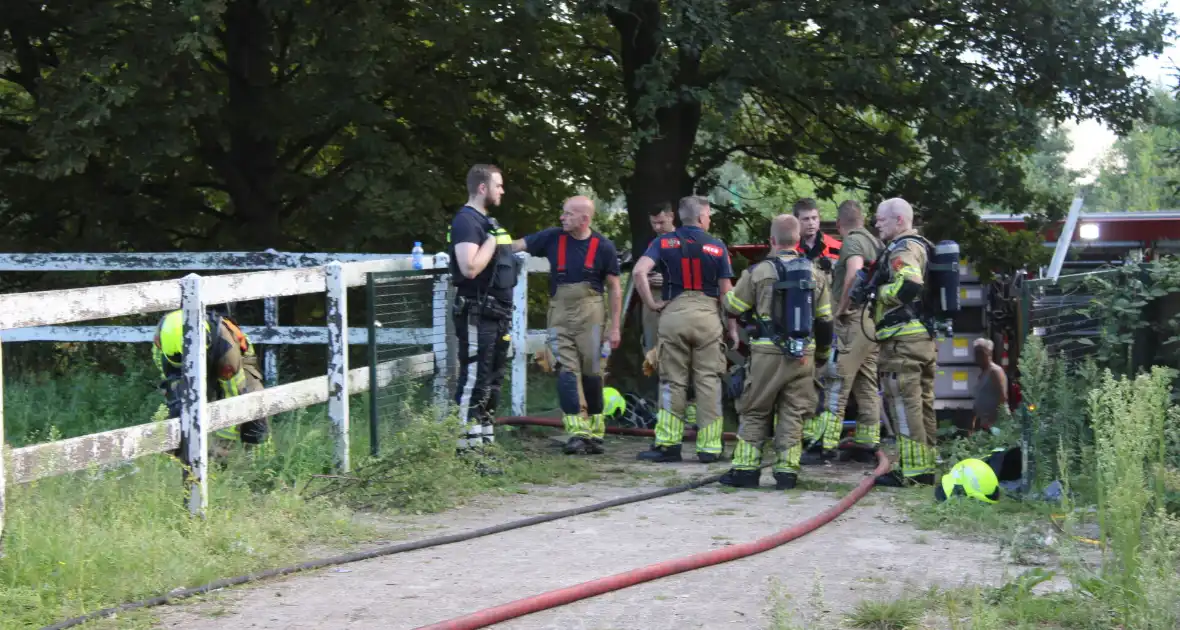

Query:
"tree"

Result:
[[0, 1, 628, 255], [579, 0, 1172, 273], [1085, 89, 1180, 212]]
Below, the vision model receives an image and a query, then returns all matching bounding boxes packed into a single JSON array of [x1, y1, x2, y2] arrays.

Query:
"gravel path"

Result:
[[151, 437, 1037, 630]]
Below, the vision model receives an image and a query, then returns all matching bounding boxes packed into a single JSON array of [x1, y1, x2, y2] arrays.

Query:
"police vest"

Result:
[[446, 211, 520, 299]]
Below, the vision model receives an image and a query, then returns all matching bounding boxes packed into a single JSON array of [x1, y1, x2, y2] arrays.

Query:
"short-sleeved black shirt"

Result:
[[523, 228, 620, 296], [448, 206, 513, 302]]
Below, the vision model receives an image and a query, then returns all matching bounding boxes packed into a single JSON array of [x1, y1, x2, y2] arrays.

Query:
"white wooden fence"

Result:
[[0, 251, 552, 543]]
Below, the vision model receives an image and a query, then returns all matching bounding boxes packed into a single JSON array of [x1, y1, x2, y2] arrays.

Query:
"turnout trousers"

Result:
[[878, 333, 938, 478], [643, 303, 697, 425], [731, 349, 816, 474], [813, 307, 881, 449], [547, 283, 607, 441], [454, 296, 511, 449], [652, 292, 725, 455]]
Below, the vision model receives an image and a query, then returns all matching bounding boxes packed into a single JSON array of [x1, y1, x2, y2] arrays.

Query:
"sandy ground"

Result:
[[150, 437, 1058, 630]]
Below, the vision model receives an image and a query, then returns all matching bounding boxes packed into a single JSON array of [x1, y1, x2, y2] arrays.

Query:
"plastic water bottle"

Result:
[[412, 242, 424, 270]]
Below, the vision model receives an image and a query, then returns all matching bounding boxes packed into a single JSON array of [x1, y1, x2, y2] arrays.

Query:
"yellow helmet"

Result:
[[154, 310, 211, 365], [936, 458, 1000, 504], [603, 387, 626, 417]]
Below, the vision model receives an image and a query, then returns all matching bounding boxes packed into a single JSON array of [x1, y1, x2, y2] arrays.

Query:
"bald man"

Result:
[[514, 197, 622, 455], [863, 198, 937, 487]]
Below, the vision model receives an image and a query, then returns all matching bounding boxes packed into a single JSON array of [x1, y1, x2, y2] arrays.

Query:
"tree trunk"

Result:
[[221, 0, 285, 250], [609, 1, 704, 259]]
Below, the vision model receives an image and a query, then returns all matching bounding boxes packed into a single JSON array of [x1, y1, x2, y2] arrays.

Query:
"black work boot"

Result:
[[719, 468, 761, 488], [800, 448, 836, 466], [637, 444, 682, 463], [586, 438, 605, 455], [564, 436, 590, 455], [774, 472, 798, 490], [697, 451, 720, 464], [847, 445, 879, 464]]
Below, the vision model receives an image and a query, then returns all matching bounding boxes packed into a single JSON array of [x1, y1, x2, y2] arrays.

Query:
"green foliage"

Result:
[[1085, 89, 1180, 212], [1077, 257, 1180, 372]]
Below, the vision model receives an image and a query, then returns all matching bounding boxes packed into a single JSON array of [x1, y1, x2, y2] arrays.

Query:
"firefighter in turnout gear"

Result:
[[639, 202, 698, 426], [816, 200, 885, 462], [632, 196, 738, 464], [513, 196, 622, 455], [152, 308, 269, 455], [447, 164, 520, 457], [719, 215, 833, 489], [863, 197, 938, 487], [791, 198, 845, 462]]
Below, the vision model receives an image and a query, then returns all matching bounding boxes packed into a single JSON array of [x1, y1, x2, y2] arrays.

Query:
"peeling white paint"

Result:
[[512, 254, 530, 416], [325, 262, 350, 474], [180, 275, 209, 518]]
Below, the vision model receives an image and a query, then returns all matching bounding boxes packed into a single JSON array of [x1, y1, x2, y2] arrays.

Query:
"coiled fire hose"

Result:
[[415, 449, 890, 630]]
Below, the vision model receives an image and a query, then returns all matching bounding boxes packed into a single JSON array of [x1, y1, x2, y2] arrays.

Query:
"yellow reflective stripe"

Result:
[[219, 370, 246, 398], [880, 264, 921, 303], [876, 320, 928, 339], [495, 234, 512, 245], [724, 291, 751, 314], [816, 303, 832, 317]]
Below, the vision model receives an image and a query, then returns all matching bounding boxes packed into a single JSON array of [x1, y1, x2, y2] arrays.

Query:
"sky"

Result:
[[1064, 0, 1180, 178]]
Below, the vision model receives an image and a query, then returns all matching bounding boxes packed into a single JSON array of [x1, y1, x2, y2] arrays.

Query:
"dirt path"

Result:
[[151, 437, 1047, 630]]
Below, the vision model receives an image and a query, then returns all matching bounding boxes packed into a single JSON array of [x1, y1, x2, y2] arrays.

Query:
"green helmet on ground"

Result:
[[935, 457, 1000, 504], [603, 387, 626, 417]]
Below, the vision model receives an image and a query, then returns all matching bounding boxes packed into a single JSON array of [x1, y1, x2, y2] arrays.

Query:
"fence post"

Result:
[[432, 270, 452, 421], [180, 274, 209, 517], [511, 253, 529, 416], [366, 273, 380, 457], [325, 261, 350, 473], [0, 337, 6, 556], [263, 297, 279, 387], [1017, 279, 1035, 495]]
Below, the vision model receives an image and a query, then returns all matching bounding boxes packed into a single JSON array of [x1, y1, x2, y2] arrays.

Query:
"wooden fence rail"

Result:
[[0, 251, 552, 548]]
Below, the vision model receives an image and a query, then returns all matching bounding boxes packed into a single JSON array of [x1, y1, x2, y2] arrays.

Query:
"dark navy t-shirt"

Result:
[[448, 206, 512, 302], [524, 228, 620, 296], [642, 226, 734, 300]]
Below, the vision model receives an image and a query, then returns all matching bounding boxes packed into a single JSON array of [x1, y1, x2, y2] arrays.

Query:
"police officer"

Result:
[[447, 163, 520, 454], [632, 195, 737, 463], [513, 196, 622, 455], [814, 200, 885, 462], [865, 197, 937, 487], [152, 308, 269, 457], [718, 214, 832, 489]]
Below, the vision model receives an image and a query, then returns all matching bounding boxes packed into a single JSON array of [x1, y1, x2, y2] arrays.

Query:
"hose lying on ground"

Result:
[[40, 418, 738, 630], [415, 449, 891, 630]]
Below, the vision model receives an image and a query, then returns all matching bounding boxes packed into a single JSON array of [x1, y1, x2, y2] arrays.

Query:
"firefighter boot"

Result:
[[587, 438, 605, 455], [637, 443, 683, 463], [774, 472, 798, 490], [564, 436, 590, 455], [719, 468, 761, 488]]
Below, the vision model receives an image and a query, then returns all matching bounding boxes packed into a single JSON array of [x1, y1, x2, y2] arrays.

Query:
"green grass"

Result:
[[0, 361, 595, 629]]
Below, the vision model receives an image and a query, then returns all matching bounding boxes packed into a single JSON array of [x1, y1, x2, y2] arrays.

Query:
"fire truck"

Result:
[[729, 209, 1180, 438]]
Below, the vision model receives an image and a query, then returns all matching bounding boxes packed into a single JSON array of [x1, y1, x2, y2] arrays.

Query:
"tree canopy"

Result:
[[1, 0, 1173, 277]]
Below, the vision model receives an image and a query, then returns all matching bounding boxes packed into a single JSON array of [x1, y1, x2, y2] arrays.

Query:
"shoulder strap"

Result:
[[675, 228, 703, 291], [584, 235, 600, 270], [557, 233, 568, 272]]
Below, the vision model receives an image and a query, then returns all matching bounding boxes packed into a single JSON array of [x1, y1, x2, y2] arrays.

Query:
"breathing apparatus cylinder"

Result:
[[928, 240, 961, 336], [773, 257, 815, 357]]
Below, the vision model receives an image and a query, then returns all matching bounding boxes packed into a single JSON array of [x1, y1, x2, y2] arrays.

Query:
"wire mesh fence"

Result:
[[366, 269, 453, 456], [1021, 269, 1118, 364]]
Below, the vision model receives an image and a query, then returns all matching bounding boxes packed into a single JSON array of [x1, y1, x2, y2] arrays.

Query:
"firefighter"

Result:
[[866, 197, 937, 487], [447, 163, 520, 456], [718, 215, 832, 489], [152, 308, 269, 456], [793, 198, 844, 462], [632, 195, 738, 463], [513, 196, 622, 455], [639, 202, 698, 426], [814, 200, 885, 462]]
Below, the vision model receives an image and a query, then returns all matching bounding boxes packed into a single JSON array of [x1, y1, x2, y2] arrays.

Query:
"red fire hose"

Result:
[[495, 415, 739, 441], [416, 449, 891, 630]]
